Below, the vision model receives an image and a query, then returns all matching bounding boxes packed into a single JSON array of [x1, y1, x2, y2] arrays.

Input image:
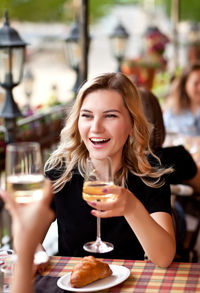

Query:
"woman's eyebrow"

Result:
[[80, 109, 92, 113], [103, 109, 120, 113], [80, 109, 120, 113]]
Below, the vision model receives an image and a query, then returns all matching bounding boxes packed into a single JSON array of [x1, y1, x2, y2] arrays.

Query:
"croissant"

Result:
[[70, 256, 112, 288]]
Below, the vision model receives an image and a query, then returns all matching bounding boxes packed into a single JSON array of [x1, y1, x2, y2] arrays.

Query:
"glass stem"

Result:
[[96, 217, 102, 243]]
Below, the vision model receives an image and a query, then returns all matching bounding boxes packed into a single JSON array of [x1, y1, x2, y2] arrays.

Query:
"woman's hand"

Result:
[[0, 179, 55, 258], [86, 185, 136, 218]]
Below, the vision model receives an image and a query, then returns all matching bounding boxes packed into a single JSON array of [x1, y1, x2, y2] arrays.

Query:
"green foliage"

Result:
[[89, 0, 115, 23], [161, 0, 200, 22], [0, 0, 68, 22], [0, 0, 120, 23], [180, 0, 200, 22], [1, 0, 200, 23]]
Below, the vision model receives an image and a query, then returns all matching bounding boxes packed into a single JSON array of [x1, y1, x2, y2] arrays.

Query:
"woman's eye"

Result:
[[105, 114, 117, 118], [81, 114, 92, 118]]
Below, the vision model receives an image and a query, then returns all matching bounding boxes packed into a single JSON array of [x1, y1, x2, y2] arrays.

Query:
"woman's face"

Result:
[[185, 69, 200, 105], [78, 89, 132, 171]]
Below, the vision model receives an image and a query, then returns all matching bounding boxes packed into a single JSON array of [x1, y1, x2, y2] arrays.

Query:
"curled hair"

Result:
[[45, 72, 171, 192], [170, 63, 200, 113]]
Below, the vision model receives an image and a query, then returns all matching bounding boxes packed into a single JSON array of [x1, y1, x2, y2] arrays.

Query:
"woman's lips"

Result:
[[89, 138, 110, 145]]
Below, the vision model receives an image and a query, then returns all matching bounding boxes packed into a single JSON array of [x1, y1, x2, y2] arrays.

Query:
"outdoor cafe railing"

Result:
[[0, 101, 73, 248]]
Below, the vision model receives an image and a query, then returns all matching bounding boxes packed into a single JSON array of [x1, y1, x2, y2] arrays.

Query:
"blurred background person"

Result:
[[163, 63, 200, 136], [139, 87, 200, 194]]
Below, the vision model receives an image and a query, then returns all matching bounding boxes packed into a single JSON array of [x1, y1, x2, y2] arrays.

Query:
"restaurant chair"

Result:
[[171, 184, 200, 262]]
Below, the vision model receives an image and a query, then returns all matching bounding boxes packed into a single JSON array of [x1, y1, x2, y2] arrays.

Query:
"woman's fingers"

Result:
[[91, 209, 118, 218], [101, 185, 121, 196], [0, 188, 18, 217], [86, 185, 135, 218], [86, 185, 121, 206], [87, 199, 117, 210]]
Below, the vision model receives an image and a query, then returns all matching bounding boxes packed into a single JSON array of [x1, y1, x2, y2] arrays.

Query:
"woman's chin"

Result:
[[89, 153, 110, 161]]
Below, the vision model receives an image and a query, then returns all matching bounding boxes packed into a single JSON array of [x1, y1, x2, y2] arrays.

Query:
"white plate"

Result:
[[57, 264, 130, 292]]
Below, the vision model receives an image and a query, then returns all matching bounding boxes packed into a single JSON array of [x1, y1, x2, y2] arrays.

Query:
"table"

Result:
[[34, 256, 200, 292]]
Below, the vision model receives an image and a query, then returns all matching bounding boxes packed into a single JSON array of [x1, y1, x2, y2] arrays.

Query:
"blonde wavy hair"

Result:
[[45, 72, 171, 192]]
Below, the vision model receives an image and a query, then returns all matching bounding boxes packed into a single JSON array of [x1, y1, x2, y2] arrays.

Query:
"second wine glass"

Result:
[[6, 142, 45, 204], [82, 157, 115, 253]]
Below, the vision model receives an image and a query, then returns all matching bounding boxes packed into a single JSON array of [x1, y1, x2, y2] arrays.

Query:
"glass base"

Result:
[[83, 240, 114, 253]]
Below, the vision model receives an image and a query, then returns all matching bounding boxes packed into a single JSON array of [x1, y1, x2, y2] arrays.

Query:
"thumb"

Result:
[[0, 188, 18, 218]]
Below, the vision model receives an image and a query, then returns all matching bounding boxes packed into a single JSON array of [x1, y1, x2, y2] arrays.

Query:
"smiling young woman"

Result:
[[44, 72, 176, 268]]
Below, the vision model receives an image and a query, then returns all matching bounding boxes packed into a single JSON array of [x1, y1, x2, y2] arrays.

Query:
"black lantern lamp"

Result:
[[64, 21, 81, 95], [109, 22, 129, 72], [0, 10, 28, 143]]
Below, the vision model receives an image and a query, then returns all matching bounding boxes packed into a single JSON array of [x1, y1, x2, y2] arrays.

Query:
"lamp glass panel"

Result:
[[0, 48, 9, 85], [110, 38, 128, 59], [64, 42, 80, 68], [0, 47, 24, 86], [12, 48, 24, 84]]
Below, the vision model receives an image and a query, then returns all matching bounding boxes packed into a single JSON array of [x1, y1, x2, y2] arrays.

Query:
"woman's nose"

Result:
[[91, 117, 104, 132]]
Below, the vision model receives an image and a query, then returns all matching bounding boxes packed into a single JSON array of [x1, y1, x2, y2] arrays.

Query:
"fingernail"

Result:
[[102, 188, 108, 193], [90, 201, 96, 207], [91, 210, 96, 216]]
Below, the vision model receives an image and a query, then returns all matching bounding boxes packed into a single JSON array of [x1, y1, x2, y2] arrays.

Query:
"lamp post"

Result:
[[64, 21, 81, 95], [79, 0, 89, 85], [0, 11, 28, 143], [109, 22, 129, 72]]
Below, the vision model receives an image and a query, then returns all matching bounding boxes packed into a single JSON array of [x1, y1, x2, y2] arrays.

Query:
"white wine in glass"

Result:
[[6, 142, 45, 204], [82, 157, 115, 253]]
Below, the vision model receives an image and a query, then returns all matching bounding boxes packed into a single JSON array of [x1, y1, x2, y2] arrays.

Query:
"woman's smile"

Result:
[[89, 137, 111, 148]]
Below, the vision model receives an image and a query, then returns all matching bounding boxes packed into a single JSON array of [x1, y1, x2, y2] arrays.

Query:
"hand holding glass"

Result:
[[6, 142, 45, 204], [82, 157, 115, 253]]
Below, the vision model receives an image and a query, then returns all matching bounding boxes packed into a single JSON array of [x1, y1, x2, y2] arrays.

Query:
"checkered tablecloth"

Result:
[[41, 256, 200, 292]]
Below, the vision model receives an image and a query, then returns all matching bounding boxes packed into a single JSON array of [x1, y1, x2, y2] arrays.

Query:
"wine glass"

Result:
[[0, 249, 17, 293], [6, 142, 45, 204], [82, 157, 115, 253]]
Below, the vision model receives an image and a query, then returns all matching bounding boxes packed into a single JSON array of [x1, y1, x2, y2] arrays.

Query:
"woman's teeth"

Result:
[[90, 138, 110, 144]]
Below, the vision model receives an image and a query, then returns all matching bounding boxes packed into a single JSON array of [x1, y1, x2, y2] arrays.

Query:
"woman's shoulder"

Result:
[[127, 170, 171, 214]]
